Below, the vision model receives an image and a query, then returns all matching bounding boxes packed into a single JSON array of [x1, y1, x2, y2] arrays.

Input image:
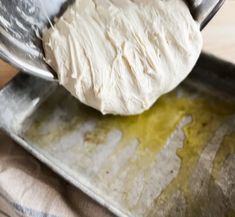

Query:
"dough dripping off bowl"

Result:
[[43, 0, 202, 115]]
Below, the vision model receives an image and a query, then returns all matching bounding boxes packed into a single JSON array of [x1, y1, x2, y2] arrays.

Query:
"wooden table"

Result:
[[1, 0, 235, 87], [202, 0, 235, 63]]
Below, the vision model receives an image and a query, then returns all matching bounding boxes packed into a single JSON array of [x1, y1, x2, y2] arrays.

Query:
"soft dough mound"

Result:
[[43, 0, 202, 115]]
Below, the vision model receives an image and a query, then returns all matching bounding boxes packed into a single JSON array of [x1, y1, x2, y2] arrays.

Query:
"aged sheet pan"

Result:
[[0, 53, 235, 217]]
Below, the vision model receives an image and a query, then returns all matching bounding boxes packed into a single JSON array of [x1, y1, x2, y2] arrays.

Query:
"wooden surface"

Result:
[[0, 0, 235, 87], [202, 0, 235, 63], [0, 60, 17, 87]]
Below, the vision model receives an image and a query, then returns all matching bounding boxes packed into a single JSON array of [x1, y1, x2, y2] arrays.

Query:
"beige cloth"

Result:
[[0, 131, 114, 217]]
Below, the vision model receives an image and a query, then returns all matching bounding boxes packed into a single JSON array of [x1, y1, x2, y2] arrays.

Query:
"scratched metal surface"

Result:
[[0, 0, 74, 80], [0, 53, 235, 217]]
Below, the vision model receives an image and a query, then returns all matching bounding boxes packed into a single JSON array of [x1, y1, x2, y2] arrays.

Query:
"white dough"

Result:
[[43, 0, 202, 115]]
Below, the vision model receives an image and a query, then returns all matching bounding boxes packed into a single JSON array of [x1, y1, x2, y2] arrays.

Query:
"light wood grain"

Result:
[[0, 59, 17, 88], [202, 0, 235, 63], [0, 0, 234, 87]]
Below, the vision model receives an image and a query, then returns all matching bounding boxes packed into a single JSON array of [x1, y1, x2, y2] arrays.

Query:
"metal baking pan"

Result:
[[0, 52, 235, 217]]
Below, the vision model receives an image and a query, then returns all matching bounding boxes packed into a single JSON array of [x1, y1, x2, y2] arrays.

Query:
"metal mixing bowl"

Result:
[[0, 0, 225, 81]]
